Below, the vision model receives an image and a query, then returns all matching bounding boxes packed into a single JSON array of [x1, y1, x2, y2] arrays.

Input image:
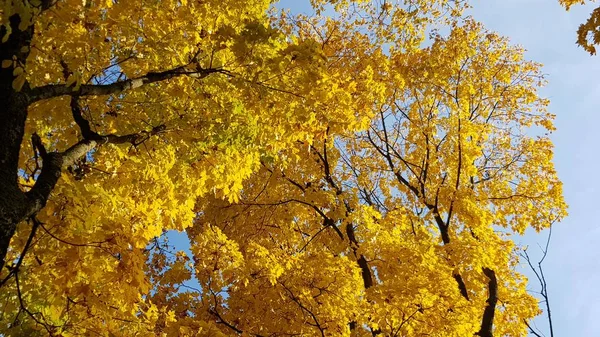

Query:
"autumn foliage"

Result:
[[560, 0, 600, 54], [0, 0, 567, 336]]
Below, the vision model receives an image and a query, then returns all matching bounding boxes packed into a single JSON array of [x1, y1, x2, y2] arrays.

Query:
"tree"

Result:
[[0, 1, 566, 336], [559, 0, 600, 54]]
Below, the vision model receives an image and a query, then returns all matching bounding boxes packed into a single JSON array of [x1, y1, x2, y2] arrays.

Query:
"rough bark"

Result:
[[476, 267, 498, 337], [0, 12, 35, 272]]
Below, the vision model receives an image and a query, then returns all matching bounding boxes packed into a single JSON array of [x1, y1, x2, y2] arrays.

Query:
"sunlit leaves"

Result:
[[0, 0, 567, 336]]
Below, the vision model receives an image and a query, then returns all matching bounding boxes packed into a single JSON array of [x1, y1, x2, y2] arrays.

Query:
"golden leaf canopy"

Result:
[[0, 0, 566, 336]]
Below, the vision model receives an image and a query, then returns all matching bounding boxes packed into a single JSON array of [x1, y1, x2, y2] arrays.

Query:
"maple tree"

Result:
[[559, 0, 600, 54], [0, 0, 567, 336]]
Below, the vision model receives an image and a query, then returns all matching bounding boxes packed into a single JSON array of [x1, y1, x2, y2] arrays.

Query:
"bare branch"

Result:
[[522, 225, 555, 337], [524, 320, 544, 337]]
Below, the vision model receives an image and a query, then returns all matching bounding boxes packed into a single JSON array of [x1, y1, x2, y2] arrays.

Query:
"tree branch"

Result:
[[524, 320, 544, 337], [0, 217, 40, 287], [25, 115, 165, 219], [453, 273, 469, 300], [366, 126, 469, 300], [522, 225, 555, 337], [476, 267, 498, 337], [28, 66, 223, 103]]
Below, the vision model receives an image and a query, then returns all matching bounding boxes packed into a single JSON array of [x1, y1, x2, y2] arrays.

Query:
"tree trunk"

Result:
[[0, 13, 35, 271]]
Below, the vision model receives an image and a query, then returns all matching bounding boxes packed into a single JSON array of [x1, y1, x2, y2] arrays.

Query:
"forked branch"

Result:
[[523, 225, 555, 337]]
